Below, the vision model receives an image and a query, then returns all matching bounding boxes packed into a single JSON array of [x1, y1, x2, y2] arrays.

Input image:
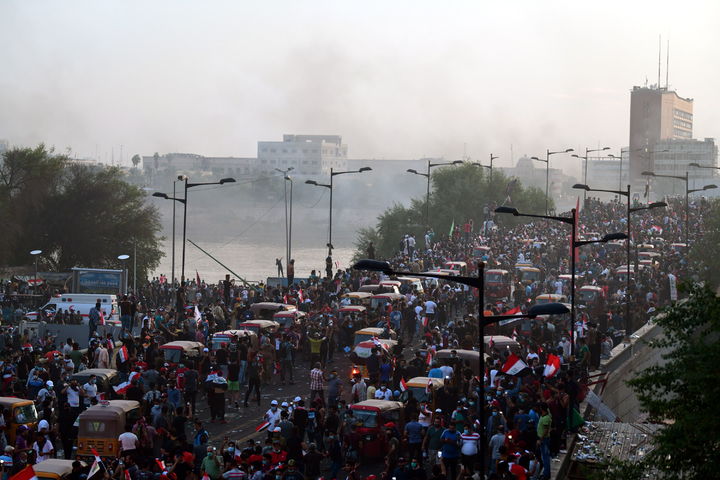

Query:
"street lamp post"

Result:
[[495, 206, 626, 356], [471, 154, 498, 183], [642, 171, 717, 247], [30, 250, 42, 307], [574, 183, 666, 338], [352, 258, 569, 479], [286, 175, 294, 264], [118, 254, 130, 294], [571, 147, 609, 202], [306, 167, 372, 258], [407, 160, 463, 227], [275, 167, 295, 268], [153, 176, 236, 285], [531, 148, 574, 215]]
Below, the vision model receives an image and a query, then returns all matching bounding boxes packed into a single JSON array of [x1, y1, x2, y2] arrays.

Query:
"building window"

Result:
[[674, 109, 693, 121], [673, 128, 692, 138]]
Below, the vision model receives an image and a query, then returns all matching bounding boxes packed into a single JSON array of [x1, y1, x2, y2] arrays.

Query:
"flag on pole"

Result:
[[113, 380, 132, 395], [544, 354, 561, 378], [255, 421, 270, 432], [400, 378, 408, 392], [87, 448, 103, 479], [503, 306, 521, 315], [194, 306, 201, 324], [501, 354, 529, 376], [298, 288, 305, 303], [9, 465, 37, 480], [118, 345, 129, 363], [98, 310, 105, 326], [196, 270, 201, 287], [425, 378, 432, 394], [511, 328, 518, 342], [449, 219, 455, 237]]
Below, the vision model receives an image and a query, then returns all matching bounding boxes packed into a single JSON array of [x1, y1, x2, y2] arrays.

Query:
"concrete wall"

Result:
[[598, 321, 669, 422]]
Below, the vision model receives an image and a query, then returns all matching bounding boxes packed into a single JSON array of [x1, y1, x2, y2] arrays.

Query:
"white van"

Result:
[[26, 294, 119, 324]]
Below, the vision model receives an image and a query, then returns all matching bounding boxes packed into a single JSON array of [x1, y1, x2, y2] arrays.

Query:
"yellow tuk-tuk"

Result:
[[70, 368, 122, 400], [0, 397, 38, 445], [349, 400, 405, 458], [341, 292, 373, 306], [77, 400, 141, 458], [358, 284, 381, 294], [401, 377, 444, 406], [249, 302, 296, 320], [33, 459, 88, 480], [353, 327, 397, 346], [535, 293, 567, 305], [369, 293, 405, 311], [518, 266, 541, 284], [349, 339, 397, 380], [484, 335, 520, 352], [435, 349, 482, 376], [444, 261, 467, 274], [159, 340, 204, 364], [379, 280, 402, 293], [273, 310, 306, 329], [395, 276, 424, 294]]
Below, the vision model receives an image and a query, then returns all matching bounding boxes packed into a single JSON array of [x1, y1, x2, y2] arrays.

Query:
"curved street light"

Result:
[[407, 159, 463, 227], [531, 148, 574, 214]]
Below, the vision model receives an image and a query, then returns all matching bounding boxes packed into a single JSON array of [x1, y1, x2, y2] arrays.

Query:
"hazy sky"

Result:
[[2, 0, 719, 175]]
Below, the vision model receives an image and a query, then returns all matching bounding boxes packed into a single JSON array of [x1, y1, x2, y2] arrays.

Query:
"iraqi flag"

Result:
[[298, 288, 305, 303], [425, 378, 433, 394], [511, 328, 518, 342], [400, 378, 408, 392], [650, 225, 663, 235], [118, 345, 129, 363], [9, 466, 37, 480], [255, 421, 270, 432], [87, 448, 103, 479], [114, 380, 132, 395], [503, 306, 521, 315], [544, 354, 561, 378], [501, 354, 529, 376], [194, 306, 202, 324]]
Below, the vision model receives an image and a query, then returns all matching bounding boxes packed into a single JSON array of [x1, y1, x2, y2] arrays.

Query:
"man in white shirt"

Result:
[[424, 299, 437, 321], [264, 400, 282, 430], [83, 375, 99, 407], [36, 381, 55, 405], [118, 425, 139, 455], [374, 385, 392, 400]]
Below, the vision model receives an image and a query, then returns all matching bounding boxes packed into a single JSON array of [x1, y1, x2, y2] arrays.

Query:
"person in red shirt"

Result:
[[269, 440, 287, 466]]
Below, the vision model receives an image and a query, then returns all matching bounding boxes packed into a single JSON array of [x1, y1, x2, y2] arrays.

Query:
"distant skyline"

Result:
[[1, 0, 719, 177]]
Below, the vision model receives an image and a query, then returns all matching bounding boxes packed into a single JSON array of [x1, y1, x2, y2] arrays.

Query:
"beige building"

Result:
[[628, 86, 693, 183]]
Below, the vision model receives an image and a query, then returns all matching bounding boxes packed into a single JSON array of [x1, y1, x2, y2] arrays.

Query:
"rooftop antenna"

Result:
[[665, 39, 670, 89], [657, 34, 661, 89]]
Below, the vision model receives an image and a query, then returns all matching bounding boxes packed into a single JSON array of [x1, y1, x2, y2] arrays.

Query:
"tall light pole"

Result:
[[571, 147, 609, 202], [275, 167, 295, 267], [118, 254, 130, 294], [471, 154, 498, 182], [30, 250, 42, 307], [171, 178, 179, 285], [353, 258, 569, 479], [642, 171, 716, 247], [495, 206, 626, 356], [286, 175, 294, 264], [531, 148, 574, 214], [153, 176, 236, 284], [407, 159, 463, 227], [574, 183, 666, 337], [306, 167, 372, 258]]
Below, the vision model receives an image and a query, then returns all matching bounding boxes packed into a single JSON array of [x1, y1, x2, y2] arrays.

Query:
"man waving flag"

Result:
[[501, 354, 528, 376]]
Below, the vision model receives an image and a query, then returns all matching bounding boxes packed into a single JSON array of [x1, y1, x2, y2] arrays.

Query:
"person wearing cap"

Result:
[[265, 400, 282, 431], [36, 380, 55, 405]]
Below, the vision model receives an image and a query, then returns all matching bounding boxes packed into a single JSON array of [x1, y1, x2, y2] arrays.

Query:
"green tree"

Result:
[[0, 145, 164, 281], [617, 284, 720, 479], [356, 163, 550, 258], [131, 154, 141, 169]]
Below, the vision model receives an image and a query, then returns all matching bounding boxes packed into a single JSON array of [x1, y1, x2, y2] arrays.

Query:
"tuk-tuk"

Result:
[[341, 292, 373, 306], [77, 400, 141, 458], [485, 269, 511, 301], [444, 261, 467, 274], [518, 266, 541, 284], [237, 320, 280, 336], [349, 400, 405, 458], [249, 302, 296, 320], [395, 276, 424, 294], [70, 369, 121, 400], [273, 310, 305, 329], [358, 284, 382, 294], [638, 251, 661, 264], [34, 459, 88, 480], [535, 293, 567, 305], [211, 329, 258, 351], [338, 306, 367, 324], [578, 286, 604, 304], [484, 335, 520, 352], [349, 339, 397, 380], [400, 377, 445, 406], [473, 246, 491, 258], [670, 242, 687, 252], [369, 293, 405, 311], [0, 397, 38, 445], [353, 327, 397, 346], [159, 340, 204, 364], [435, 349, 482, 376]]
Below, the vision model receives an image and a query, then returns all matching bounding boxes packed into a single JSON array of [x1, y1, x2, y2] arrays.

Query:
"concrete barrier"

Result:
[[20, 321, 128, 348]]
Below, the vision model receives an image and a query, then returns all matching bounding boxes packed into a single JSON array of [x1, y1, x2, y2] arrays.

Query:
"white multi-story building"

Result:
[[586, 155, 630, 192], [257, 134, 347, 176]]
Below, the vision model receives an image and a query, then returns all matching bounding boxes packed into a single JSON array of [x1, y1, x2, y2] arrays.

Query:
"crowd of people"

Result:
[[0, 193, 710, 480]]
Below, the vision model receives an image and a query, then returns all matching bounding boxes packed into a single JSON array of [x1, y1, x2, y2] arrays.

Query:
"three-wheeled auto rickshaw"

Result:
[[341, 292, 373, 306], [0, 397, 38, 445], [77, 400, 141, 458], [517, 266, 541, 284], [249, 302, 296, 320], [349, 339, 397, 380], [273, 310, 305, 329], [369, 293, 405, 311], [395, 276, 424, 294], [435, 348, 482, 378], [484, 335, 520, 353], [444, 261, 467, 274], [353, 327, 397, 346], [400, 376, 444, 407], [535, 293, 567, 305], [237, 320, 280, 336], [349, 400, 405, 459], [159, 340, 204, 365], [485, 269, 511, 301], [210, 329, 258, 351], [70, 368, 122, 400], [33, 459, 88, 480]]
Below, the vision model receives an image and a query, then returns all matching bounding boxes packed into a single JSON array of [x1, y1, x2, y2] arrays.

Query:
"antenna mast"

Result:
[[657, 35, 661, 89], [665, 40, 670, 89]]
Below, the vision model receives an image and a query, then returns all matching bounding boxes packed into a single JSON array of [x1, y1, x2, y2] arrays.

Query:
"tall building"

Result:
[[257, 134, 348, 176], [628, 86, 693, 183]]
